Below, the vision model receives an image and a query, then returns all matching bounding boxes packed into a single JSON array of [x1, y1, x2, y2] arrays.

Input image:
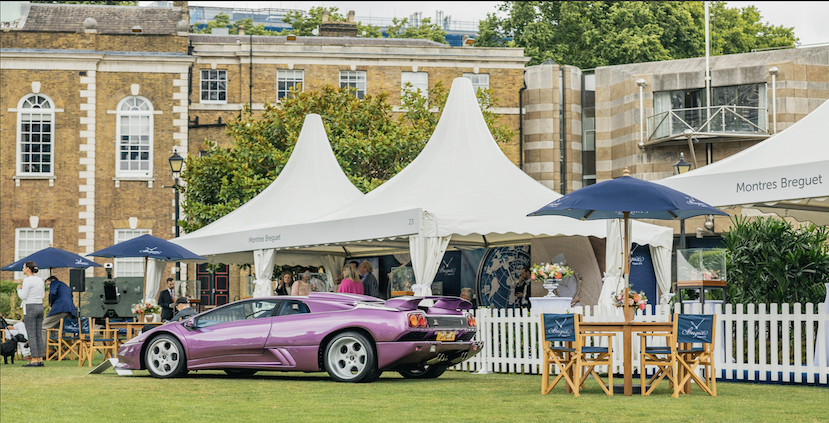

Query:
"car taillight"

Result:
[[418, 315, 427, 328], [467, 315, 476, 327], [408, 314, 419, 328]]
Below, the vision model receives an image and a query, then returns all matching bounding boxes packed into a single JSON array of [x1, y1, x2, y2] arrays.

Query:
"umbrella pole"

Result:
[[623, 213, 631, 320], [143, 256, 148, 302]]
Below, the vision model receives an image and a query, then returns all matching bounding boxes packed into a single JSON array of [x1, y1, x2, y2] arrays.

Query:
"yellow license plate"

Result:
[[436, 331, 456, 341]]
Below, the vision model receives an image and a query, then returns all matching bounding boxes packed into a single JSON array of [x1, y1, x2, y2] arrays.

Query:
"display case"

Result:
[[390, 266, 415, 296], [677, 248, 727, 306], [677, 248, 727, 283]]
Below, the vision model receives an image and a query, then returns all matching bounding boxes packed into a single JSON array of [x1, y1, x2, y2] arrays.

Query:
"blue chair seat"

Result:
[[645, 347, 672, 354], [582, 346, 609, 354], [549, 346, 576, 352]]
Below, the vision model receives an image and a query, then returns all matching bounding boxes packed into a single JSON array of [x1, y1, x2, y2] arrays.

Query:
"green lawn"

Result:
[[1, 358, 826, 423]]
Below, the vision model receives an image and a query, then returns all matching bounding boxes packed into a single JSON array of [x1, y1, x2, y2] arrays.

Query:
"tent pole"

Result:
[[623, 213, 630, 320], [143, 256, 148, 301]]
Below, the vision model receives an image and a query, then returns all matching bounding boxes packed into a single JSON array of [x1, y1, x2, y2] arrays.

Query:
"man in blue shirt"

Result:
[[43, 276, 77, 355]]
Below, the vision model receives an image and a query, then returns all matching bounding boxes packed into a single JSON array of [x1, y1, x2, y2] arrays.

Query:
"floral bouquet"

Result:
[[530, 263, 574, 281], [131, 299, 161, 316], [612, 286, 648, 310]]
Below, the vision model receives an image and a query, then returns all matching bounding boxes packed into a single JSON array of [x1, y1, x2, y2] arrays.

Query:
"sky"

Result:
[[157, 1, 829, 46]]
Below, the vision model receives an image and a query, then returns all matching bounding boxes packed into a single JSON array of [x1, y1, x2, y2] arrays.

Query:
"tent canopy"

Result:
[[180, 78, 672, 258], [658, 99, 829, 224], [173, 113, 364, 264]]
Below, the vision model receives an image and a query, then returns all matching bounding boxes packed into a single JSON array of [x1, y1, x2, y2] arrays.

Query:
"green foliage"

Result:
[[479, 1, 798, 68], [387, 17, 449, 44], [0, 280, 17, 294], [31, 1, 137, 4], [723, 216, 829, 306], [180, 83, 514, 233], [192, 13, 281, 36], [193, 7, 381, 38]]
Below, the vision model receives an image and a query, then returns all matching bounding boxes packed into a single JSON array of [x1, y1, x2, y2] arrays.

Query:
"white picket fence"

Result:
[[451, 302, 829, 386]]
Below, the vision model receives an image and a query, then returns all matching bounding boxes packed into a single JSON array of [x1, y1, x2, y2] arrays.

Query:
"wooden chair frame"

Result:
[[105, 317, 136, 353], [541, 314, 615, 396], [78, 318, 117, 367], [639, 313, 717, 398]]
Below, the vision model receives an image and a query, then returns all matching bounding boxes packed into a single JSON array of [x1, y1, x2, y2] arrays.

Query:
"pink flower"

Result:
[[531, 275, 536, 280], [639, 303, 646, 310], [555, 272, 562, 279]]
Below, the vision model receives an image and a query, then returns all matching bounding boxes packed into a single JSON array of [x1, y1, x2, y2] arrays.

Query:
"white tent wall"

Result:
[[657, 99, 829, 221], [530, 236, 603, 305], [144, 258, 167, 303], [252, 249, 276, 298]]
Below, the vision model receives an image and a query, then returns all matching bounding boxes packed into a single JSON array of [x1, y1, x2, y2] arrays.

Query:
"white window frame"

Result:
[[463, 73, 490, 92], [114, 229, 151, 277], [116, 96, 154, 178], [200, 69, 227, 104], [339, 71, 366, 99], [16, 94, 55, 177], [277, 70, 304, 101], [14, 228, 53, 280], [401, 72, 428, 103]]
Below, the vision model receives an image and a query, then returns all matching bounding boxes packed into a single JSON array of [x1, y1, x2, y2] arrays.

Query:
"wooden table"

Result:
[[577, 321, 676, 396]]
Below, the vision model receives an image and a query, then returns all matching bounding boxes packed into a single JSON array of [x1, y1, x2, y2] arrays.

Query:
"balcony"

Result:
[[643, 105, 771, 148]]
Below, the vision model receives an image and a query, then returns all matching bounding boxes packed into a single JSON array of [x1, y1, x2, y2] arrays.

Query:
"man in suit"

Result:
[[158, 278, 176, 321], [42, 276, 77, 354], [358, 261, 380, 298]]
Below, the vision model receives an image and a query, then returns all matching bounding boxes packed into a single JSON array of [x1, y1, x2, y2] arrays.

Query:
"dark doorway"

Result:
[[197, 263, 230, 307]]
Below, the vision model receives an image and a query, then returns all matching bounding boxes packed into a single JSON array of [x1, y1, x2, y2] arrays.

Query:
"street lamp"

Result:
[[673, 152, 692, 255], [169, 148, 184, 280]]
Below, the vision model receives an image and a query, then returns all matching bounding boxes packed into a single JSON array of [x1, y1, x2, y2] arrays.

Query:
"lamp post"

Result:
[[169, 148, 184, 280]]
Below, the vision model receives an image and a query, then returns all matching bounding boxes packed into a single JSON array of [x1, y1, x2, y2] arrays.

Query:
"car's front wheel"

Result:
[[323, 331, 379, 383], [145, 334, 187, 378], [397, 363, 447, 379]]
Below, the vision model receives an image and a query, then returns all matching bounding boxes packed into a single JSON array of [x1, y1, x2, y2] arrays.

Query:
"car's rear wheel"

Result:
[[224, 369, 258, 378], [145, 334, 187, 378], [324, 331, 378, 383], [398, 363, 447, 379]]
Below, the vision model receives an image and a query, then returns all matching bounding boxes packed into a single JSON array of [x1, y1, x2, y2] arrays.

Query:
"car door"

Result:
[[185, 299, 279, 362]]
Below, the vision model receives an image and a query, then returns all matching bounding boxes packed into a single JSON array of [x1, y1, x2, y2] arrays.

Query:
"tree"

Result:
[[180, 83, 514, 232], [281, 7, 381, 38], [32, 1, 137, 4], [387, 17, 448, 44], [477, 1, 798, 68]]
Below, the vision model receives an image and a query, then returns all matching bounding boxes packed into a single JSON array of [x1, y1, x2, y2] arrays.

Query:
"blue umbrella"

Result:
[[529, 169, 728, 309], [88, 234, 206, 298], [1, 247, 103, 272]]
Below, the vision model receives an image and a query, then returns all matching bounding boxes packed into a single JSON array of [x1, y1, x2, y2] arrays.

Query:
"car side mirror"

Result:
[[183, 318, 196, 330]]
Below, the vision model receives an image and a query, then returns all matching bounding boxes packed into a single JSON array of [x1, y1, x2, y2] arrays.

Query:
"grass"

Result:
[[1, 357, 827, 423]]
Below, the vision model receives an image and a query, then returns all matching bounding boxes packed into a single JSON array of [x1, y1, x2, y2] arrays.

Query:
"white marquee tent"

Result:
[[173, 114, 364, 296], [175, 78, 674, 301], [657, 99, 829, 224]]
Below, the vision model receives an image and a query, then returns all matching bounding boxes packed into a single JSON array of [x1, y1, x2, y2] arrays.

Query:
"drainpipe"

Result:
[[519, 81, 526, 170], [559, 65, 566, 194], [249, 33, 253, 113], [769, 66, 779, 133], [636, 79, 648, 149]]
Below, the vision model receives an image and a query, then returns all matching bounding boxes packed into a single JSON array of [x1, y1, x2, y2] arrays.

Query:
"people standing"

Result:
[[158, 278, 176, 321], [460, 287, 477, 310], [170, 297, 197, 322], [291, 268, 312, 295], [42, 276, 76, 351], [16, 261, 45, 367], [337, 265, 364, 295], [276, 272, 292, 295], [358, 261, 380, 298], [514, 266, 532, 309]]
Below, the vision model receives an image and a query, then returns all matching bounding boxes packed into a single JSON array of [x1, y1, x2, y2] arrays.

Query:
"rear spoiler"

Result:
[[384, 296, 472, 313]]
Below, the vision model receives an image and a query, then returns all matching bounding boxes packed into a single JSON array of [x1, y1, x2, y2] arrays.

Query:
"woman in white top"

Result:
[[16, 261, 45, 367], [291, 268, 314, 296]]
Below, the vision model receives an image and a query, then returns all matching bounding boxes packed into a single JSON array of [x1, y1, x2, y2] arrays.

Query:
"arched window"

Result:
[[116, 96, 153, 177], [17, 94, 54, 175]]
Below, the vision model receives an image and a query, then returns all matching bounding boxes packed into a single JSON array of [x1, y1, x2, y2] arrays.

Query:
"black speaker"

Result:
[[69, 269, 86, 292]]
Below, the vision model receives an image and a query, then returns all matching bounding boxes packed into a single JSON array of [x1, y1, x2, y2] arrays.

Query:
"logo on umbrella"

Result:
[[74, 259, 90, 265], [685, 196, 709, 208], [139, 247, 162, 255]]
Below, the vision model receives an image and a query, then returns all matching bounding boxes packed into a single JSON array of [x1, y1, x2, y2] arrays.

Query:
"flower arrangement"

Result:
[[530, 263, 574, 281], [612, 286, 648, 310], [131, 299, 161, 316]]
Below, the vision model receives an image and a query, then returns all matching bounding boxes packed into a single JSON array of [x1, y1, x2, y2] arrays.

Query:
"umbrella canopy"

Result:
[[529, 174, 727, 221], [529, 170, 728, 313], [88, 234, 206, 262], [88, 234, 206, 301], [1, 247, 102, 271]]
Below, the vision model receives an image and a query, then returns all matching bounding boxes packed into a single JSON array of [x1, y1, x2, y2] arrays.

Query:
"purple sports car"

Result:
[[116, 293, 481, 382]]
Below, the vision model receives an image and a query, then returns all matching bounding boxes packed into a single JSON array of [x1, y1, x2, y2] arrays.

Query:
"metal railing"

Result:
[[647, 106, 768, 141]]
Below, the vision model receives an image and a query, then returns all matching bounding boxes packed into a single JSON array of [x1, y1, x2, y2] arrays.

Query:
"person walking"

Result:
[[17, 261, 45, 367], [337, 265, 364, 295]]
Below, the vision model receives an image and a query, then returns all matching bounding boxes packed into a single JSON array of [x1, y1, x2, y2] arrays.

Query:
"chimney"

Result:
[[173, 1, 189, 25], [322, 9, 329, 22], [238, 24, 245, 36], [347, 11, 355, 23], [319, 10, 358, 37]]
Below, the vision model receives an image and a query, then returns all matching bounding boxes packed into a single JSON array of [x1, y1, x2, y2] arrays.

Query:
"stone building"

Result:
[[522, 46, 829, 245], [0, 2, 192, 285]]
